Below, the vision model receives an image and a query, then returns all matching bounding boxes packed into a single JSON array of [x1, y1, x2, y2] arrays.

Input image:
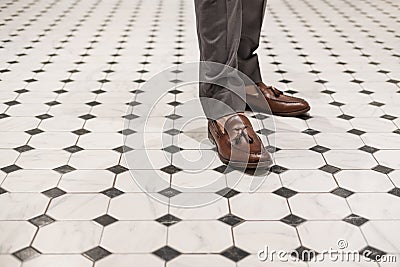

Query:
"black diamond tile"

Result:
[[359, 145, 379, 154], [321, 89, 335, 94], [302, 128, 320, 135], [256, 128, 275, 136], [337, 114, 354, 120], [393, 129, 400, 135], [343, 213, 368, 226], [42, 187, 66, 198], [331, 187, 354, 198], [54, 89, 68, 94], [218, 214, 244, 227], [53, 165, 76, 174], [388, 187, 400, 197], [381, 114, 397, 120], [79, 114, 96, 120], [107, 165, 128, 174], [387, 79, 399, 84], [60, 78, 74, 83], [94, 214, 118, 226], [160, 165, 182, 174], [369, 101, 384, 107], [163, 145, 182, 154], [270, 165, 288, 174], [12, 247, 41, 262], [221, 246, 250, 262], [167, 101, 181, 107], [347, 129, 366, 136], [4, 100, 20, 106], [64, 145, 83, 153], [45, 100, 60, 106], [119, 129, 137, 136], [273, 187, 298, 198], [14, 144, 34, 153], [25, 128, 43, 135], [24, 78, 37, 83], [0, 187, 7, 194], [291, 246, 317, 261], [0, 113, 10, 119], [319, 164, 341, 174], [29, 214, 55, 227], [36, 114, 52, 120], [164, 129, 181, 136], [113, 145, 133, 153], [315, 79, 328, 84], [360, 246, 386, 261], [72, 129, 91, 135], [123, 114, 139, 120], [280, 214, 306, 227], [329, 101, 345, 107], [1, 164, 22, 174], [350, 79, 364, 84], [133, 79, 146, 83], [213, 165, 234, 174], [126, 101, 141, 107], [101, 188, 124, 198], [251, 113, 269, 120], [83, 246, 111, 262], [165, 114, 182, 120], [86, 101, 101, 107], [309, 145, 330, 153], [158, 187, 181, 198], [372, 165, 394, 174], [153, 246, 181, 261], [156, 214, 181, 226], [216, 187, 240, 199]]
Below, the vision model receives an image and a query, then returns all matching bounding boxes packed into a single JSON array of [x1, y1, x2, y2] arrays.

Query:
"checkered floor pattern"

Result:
[[1, 0, 400, 266]]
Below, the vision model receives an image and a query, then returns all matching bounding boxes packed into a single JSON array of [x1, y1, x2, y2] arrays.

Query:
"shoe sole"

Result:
[[245, 104, 310, 117], [208, 129, 272, 169]]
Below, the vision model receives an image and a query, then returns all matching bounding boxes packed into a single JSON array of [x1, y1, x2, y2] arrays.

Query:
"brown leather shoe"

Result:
[[208, 114, 272, 169], [246, 82, 310, 116]]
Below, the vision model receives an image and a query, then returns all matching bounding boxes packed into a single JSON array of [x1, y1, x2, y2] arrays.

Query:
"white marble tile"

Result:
[[374, 150, 400, 169], [22, 255, 92, 267], [347, 193, 400, 220], [238, 254, 308, 266], [96, 254, 164, 267], [2, 170, 60, 192], [167, 255, 235, 267], [16, 149, 70, 169], [0, 193, 49, 220], [226, 171, 282, 193], [171, 170, 226, 193], [0, 221, 36, 253], [234, 221, 300, 253], [297, 221, 367, 252], [0, 255, 21, 267], [361, 133, 400, 149], [280, 170, 337, 192], [230, 193, 290, 220], [274, 150, 326, 169], [169, 195, 229, 219], [289, 193, 351, 220], [101, 221, 167, 253], [29, 132, 78, 149], [324, 150, 377, 169], [33, 221, 102, 253], [108, 193, 168, 220], [69, 150, 120, 169], [47, 194, 109, 220], [335, 170, 394, 192], [58, 170, 114, 192], [168, 221, 232, 253], [362, 221, 400, 254], [314, 133, 364, 149]]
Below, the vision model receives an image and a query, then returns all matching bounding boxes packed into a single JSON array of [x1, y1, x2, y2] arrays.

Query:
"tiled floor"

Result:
[[1, 0, 400, 266]]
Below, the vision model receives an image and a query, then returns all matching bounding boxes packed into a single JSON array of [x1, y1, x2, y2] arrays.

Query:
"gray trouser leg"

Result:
[[194, 0, 267, 119], [238, 0, 267, 84]]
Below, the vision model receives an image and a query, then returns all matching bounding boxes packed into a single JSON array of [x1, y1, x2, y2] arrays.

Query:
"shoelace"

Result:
[[231, 126, 254, 145], [259, 85, 283, 97]]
